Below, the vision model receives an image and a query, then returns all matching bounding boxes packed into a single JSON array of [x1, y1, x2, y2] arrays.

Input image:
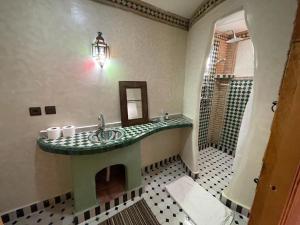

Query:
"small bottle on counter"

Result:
[[164, 112, 169, 120]]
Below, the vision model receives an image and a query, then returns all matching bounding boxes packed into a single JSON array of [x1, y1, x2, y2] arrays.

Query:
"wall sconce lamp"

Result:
[[92, 32, 110, 68]]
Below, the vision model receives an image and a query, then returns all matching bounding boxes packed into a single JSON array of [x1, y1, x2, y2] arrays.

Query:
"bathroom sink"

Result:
[[88, 128, 124, 143]]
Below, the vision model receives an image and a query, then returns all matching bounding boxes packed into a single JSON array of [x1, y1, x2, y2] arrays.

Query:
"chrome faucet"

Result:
[[96, 113, 105, 137]]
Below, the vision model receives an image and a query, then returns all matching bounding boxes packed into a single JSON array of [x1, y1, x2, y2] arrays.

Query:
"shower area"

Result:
[[198, 10, 254, 157]]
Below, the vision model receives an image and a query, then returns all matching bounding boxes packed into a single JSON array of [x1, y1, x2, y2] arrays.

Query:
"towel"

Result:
[[166, 176, 233, 225]]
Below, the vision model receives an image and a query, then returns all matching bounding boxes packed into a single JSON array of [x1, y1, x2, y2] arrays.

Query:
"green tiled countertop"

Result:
[[37, 117, 192, 155]]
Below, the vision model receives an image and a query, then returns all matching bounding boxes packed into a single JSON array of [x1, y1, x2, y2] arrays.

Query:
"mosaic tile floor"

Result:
[[6, 147, 248, 225]]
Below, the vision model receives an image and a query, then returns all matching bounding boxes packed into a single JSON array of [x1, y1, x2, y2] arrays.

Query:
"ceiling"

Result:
[[215, 11, 248, 33], [142, 0, 204, 18]]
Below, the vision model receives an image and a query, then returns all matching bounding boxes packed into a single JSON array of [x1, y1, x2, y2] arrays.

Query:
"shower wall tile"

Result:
[[198, 40, 220, 149], [215, 36, 238, 75], [223, 43, 238, 74], [198, 35, 252, 155], [218, 79, 253, 155], [207, 79, 230, 144], [215, 39, 228, 74]]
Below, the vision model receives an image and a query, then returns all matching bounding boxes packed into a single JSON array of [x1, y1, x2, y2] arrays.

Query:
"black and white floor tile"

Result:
[[5, 148, 248, 225], [5, 198, 74, 225]]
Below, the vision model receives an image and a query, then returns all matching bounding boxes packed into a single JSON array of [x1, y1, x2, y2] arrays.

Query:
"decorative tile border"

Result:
[[73, 186, 144, 224], [199, 143, 211, 151], [142, 155, 180, 175], [190, 0, 227, 26], [235, 30, 250, 39], [200, 143, 234, 155], [220, 193, 250, 217], [215, 32, 229, 41], [91, 0, 189, 30], [215, 74, 235, 79], [1, 187, 144, 225], [215, 31, 250, 41], [1, 154, 191, 224], [142, 154, 199, 179], [210, 143, 234, 155], [1, 192, 72, 224], [91, 0, 231, 30]]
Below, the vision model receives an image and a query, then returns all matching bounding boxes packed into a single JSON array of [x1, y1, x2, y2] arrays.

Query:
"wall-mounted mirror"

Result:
[[119, 81, 149, 127], [126, 88, 142, 120]]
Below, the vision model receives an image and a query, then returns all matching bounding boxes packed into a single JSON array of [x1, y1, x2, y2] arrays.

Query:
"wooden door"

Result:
[[248, 2, 300, 225], [279, 165, 300, 225]]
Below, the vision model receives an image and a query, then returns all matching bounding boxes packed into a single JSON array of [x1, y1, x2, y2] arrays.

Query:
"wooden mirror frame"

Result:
[[119, 81, 149, 127]]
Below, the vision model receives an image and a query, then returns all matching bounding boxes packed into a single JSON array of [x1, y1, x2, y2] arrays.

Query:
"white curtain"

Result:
[[233, 89, 254, 172]]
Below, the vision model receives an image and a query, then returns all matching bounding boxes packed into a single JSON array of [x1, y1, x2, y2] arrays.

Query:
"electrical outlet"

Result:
[[45, 106, 56, 114], [29, 107, 42, 116]]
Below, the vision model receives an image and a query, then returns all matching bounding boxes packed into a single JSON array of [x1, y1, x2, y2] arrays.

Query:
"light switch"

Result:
[[29, 107, 42, 116], [45, 106, 56, 115]]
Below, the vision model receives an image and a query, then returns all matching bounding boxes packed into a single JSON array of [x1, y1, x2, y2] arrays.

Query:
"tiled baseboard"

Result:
[[220, 193, 250, 217], [210, 143, 235, 156], [199, 143, 235, 156], [73, 186, 144, 224], [199, 143, 211, 151], [1, 186, 144, 225], [2, 153, 203, 224], [1, 192, 72, 224], [1, 154, 180, 224], [141, 155, 180, 175], [215, 74, 234, 79], [1, 153, 245, 224], [142, 154, 199, 180]]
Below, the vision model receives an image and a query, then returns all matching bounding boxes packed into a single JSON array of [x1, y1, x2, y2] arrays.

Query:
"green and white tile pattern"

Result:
[[198, 39, 220, 149], [218, 79, 253, 155], [37, 117, 192, 155]]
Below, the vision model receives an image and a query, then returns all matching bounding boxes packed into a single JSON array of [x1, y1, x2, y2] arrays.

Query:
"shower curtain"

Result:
[[232, 90, 254, 172]]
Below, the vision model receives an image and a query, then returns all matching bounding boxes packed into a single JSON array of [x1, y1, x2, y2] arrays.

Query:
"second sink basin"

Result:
[[88, 128, 124, 143]]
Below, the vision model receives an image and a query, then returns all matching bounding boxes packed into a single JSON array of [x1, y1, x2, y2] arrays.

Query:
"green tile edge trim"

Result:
[[91, 0, 229, 30], [37, 117, 193, 155]]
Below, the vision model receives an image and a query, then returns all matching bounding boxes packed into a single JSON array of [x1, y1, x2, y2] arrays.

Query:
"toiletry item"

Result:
[[160, 115, 165, 122], [160, 109, 165, 122], [62, 125, 76, 137], [47, 127, 61, 139], [164, 113, 169, 120]]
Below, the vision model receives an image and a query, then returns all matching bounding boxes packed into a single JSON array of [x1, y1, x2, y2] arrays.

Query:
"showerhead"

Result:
[[226, 30, 244, 43]]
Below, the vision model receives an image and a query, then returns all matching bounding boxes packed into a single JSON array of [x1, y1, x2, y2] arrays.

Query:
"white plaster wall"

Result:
[[234, 39, 254, 77], [0, 0, 187, 212], [182, 0, 297, 209], [181, 0, 244, 174], [224, 0, 297, 209], [141, 128, 190, 167]]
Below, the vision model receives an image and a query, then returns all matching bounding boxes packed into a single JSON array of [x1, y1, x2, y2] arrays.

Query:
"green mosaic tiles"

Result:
[[218, 79, 253, 155], [198, 39, 220, 148], [37, 117, 193, 155]]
